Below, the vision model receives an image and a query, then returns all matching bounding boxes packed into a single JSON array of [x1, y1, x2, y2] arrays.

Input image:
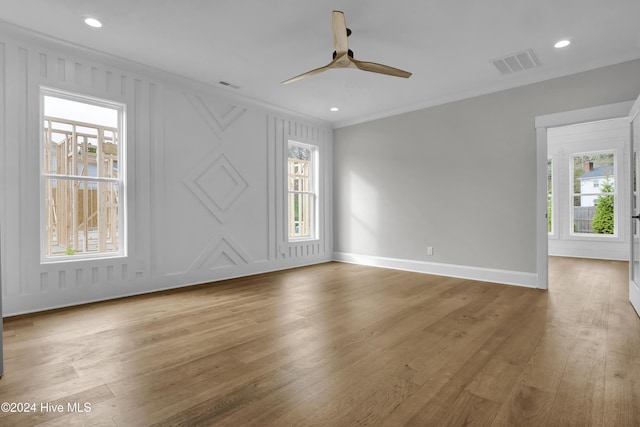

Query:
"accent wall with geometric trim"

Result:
[[0, 23, 333, 316]]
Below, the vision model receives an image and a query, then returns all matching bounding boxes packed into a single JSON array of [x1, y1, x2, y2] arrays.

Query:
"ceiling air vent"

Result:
[[492, 49, 540, 76]]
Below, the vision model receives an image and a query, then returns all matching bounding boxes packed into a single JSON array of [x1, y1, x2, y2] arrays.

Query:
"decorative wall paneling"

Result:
[[0, 42, 6, 303], [270, 115, 333, 261], [0, 27, 333, 316], [0, 37, 150, 314]]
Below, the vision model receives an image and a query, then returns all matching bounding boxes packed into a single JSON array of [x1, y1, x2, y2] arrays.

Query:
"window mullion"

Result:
[[42, 173, 119, 183]]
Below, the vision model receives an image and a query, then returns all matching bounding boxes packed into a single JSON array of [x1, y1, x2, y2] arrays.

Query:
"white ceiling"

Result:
[[1, 0, 639, 127]]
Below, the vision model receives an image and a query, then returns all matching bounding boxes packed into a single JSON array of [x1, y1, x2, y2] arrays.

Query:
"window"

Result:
[[288, 141, 318, 240], [41, 89, 126, 260], [571, 152, 615, 236]]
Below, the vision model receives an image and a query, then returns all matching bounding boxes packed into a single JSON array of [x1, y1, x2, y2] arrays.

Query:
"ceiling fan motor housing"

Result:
[[333, 49, 354, 59]]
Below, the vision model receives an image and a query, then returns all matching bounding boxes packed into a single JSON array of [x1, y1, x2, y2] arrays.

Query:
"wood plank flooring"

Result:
[[1, 257, 639, 426]]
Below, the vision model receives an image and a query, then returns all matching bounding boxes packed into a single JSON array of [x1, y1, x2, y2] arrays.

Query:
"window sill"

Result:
[[41, 253, 127, 265], [566, 234, 621, 242], [288, 238, 320, 243]]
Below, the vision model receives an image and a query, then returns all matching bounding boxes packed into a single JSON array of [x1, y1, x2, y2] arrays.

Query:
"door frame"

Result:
[[629, 97, 640, 317], [535, 100, 635, 289]]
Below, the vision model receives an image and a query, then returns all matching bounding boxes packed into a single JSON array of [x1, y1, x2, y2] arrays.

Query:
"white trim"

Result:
[[333, 252, 538, 289], [537, 128, 549, 289], [629, 94, 640, 318], [39, 87, 127, 262], [547, 155, 557, 240], [287, 140, 319, 242], [549, 248, 628, 261], [535, 101, 634, 129]]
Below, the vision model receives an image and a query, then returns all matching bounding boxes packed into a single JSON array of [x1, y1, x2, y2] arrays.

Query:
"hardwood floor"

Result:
[[1, 257, 639, 426]]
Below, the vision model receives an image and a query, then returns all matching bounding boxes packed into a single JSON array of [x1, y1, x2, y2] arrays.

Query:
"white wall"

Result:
[[334, 59, 640, 287], [0, 24, 333, 316]]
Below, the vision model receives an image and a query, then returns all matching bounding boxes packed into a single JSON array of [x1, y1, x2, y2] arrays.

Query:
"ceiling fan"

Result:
[[282, 10, 412, 84]]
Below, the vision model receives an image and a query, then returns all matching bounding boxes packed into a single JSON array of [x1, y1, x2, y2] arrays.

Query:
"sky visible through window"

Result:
[[44, 96, 117, 127]]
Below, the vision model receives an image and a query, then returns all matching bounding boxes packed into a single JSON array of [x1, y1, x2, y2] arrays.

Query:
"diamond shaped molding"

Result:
[[184, 152, 248, 222]]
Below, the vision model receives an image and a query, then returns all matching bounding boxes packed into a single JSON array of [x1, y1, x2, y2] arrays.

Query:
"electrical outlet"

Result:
[[427, 246, 434, 256]]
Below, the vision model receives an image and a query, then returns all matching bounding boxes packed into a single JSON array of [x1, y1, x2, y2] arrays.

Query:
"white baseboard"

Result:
[[548, 248, 629, 261], [333, 252, 539, 289]]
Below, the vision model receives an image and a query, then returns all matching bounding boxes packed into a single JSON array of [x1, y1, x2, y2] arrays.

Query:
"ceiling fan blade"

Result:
[[332, 10, 348, 56], [283, 11, 411, 84], [281, 59, 339, 84], [351, 58, 412, 78]]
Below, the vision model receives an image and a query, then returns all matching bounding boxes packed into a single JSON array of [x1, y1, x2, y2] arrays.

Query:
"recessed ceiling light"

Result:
[[554, 39, 571, 48], [330, 107, 339, 112], [84, 17, 103, 28]]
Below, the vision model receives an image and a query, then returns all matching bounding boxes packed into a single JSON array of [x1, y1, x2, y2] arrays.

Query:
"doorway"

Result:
[[535, 100, 636, 289], [547, 118, 629, 260]]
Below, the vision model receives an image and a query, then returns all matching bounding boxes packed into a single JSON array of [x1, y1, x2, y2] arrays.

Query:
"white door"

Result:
[[629, 94, 640, 318]]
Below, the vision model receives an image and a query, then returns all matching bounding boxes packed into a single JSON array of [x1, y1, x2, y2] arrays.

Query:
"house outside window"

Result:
[[288, 141, 318, 240], [41, 89, 126, 260], [572, 153, 616, 235], [578, 163, 613, 206]]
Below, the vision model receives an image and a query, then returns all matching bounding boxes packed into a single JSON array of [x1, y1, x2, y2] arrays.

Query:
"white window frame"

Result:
[[287, 140, 319, 242], [548, 156, 556, 238], [40, 87, 127, 262], [569, 149, 619, 239]]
